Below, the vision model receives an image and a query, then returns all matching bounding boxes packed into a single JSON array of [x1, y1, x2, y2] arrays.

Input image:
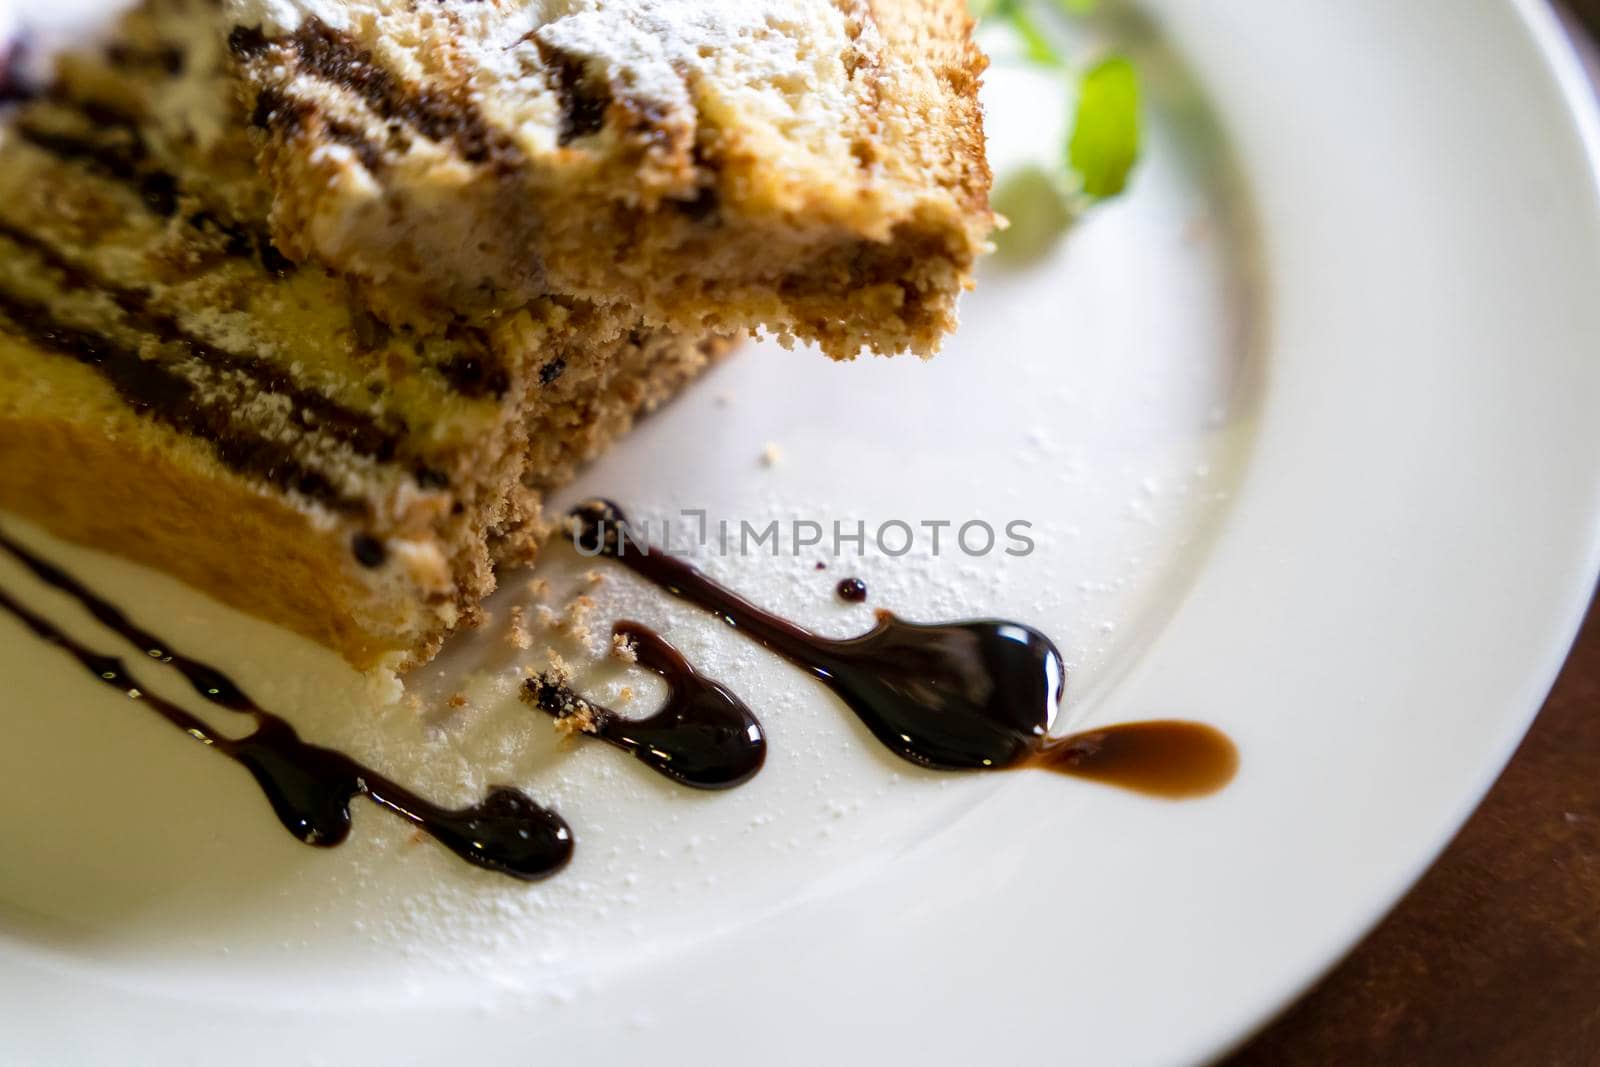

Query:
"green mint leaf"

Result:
[[971, 0, 1065, 67], [1006, 6, 1064, 66], [992, 164, 1076, 262], [1069, 55, 1140, 199]]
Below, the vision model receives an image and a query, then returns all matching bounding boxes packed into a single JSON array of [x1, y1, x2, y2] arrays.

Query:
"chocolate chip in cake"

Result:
[[676, 185, 720, 224], [414, 466, 451, 490], [257, 239, 296, 278], [352, 533, 388, 568], [139, 171, 179, 217]]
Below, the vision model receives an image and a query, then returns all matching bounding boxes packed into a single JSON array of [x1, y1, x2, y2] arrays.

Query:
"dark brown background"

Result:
[[1224, 7, 1600, 1063]]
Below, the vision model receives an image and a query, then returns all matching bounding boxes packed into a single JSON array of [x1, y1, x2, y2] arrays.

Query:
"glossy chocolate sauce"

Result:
[[0, 531, 572, 879], [835, 577, 868, 603], [524, 621, 766, 789], [1029, 720, 1237, 799], [568, 501, 1235, 796]]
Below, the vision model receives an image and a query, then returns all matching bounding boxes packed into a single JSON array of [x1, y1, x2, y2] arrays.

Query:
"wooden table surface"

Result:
[[1225, 8, 1600, 1061]]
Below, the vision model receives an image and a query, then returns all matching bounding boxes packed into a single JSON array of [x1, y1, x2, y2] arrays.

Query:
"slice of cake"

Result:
[[0, 0, 724, 673], [222, 0, 995, 358]]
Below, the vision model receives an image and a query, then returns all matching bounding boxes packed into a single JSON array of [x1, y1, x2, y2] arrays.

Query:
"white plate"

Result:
[[3, 1, 1600, 1064]]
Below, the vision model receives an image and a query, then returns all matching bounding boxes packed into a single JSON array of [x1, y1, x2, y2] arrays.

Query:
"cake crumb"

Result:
[[506, 605, 533, 650], [535, 604, 560, 630], [562, 594, 596, 643], [525, 673, 600, 740], [544, 649, 571, 685], [526, 577, 550, 601], [583, 569, 605, 587], [760, 442, 782, 467], [617, 686, 635, 705], [611, 631, 638, 664], [551, 703, 599, 739], [524, 668, 604, 742], [447, 693, 468, 709]]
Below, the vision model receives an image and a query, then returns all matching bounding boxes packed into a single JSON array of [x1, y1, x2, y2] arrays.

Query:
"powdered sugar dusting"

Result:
[[226, 0, 352, 35], [225, 0, 851, 99], [533, 0, 852, 116], [223, 0, 861, 153]]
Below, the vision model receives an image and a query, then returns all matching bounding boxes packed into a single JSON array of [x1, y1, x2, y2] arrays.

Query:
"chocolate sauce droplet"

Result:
[[0, 530, 573, 879], [835, 577, 867, 603], [524, 621, 766, 789]]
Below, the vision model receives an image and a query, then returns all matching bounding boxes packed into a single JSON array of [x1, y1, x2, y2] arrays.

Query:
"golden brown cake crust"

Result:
[[0, 336, 727, 670], [0, 417, 403, 668]]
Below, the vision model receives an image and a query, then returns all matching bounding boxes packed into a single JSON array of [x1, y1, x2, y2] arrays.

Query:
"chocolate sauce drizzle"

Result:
[[0, 494, 1234, 885], [524, 621, 766, 789], [568, 501, 1236, 795], [0, 531, 572, 879]]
